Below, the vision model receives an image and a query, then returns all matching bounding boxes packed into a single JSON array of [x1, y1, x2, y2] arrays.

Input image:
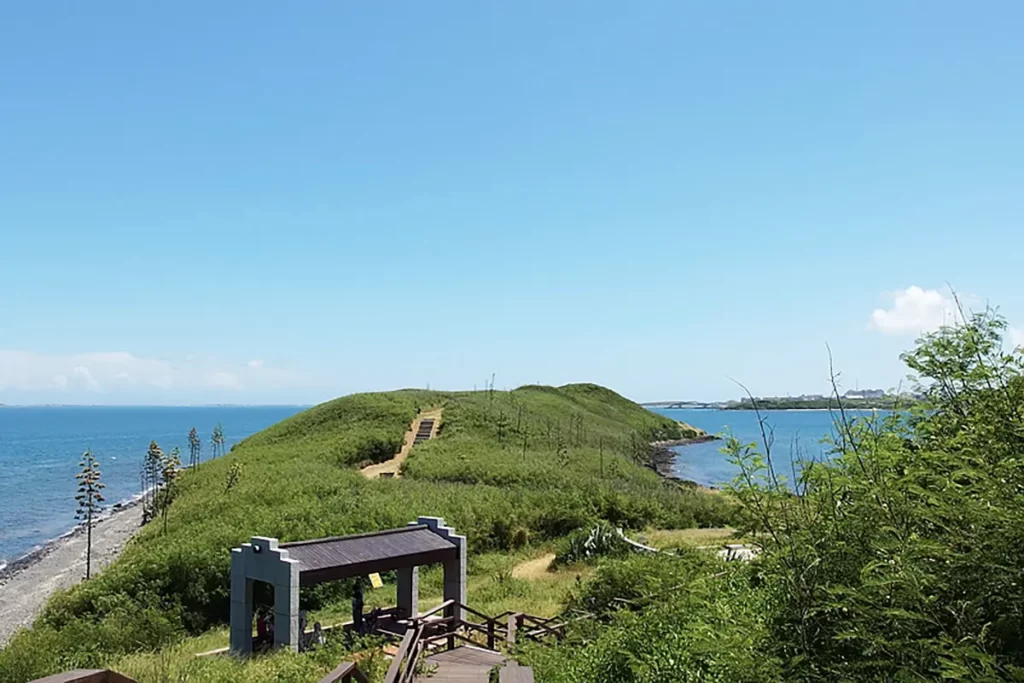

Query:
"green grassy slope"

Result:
[[0, 383, 732, 681]]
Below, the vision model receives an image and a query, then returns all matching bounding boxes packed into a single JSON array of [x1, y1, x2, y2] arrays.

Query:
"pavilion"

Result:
[[229, 516, 467, 655]]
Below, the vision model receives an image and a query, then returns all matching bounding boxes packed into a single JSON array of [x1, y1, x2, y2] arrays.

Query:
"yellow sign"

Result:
[[369, 573, 383, 589]]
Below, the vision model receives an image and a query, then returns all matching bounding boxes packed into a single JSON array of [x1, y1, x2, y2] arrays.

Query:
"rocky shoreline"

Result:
[[650, 434, 719, 449], [649, 434, 722, 489], [0, 500, 144, 645]]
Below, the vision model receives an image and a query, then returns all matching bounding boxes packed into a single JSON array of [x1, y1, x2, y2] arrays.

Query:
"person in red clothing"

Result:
[[255, 609, 271, 652]]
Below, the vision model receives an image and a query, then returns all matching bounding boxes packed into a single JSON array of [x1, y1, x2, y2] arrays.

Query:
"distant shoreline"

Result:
[[651, 434, 720, 448], [647, 405, 905, 412]]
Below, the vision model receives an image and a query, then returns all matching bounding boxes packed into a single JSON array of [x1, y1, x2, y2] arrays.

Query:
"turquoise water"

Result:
[[0, 406, 304, 562], [650, 408, 875, 488]]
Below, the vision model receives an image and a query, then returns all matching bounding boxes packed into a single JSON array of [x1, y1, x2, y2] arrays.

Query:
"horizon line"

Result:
[[0, 403, 314, 408]]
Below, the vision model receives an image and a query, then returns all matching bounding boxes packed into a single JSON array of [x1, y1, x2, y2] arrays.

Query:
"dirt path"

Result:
[[511, 553, 556, 580], [361, 407, 442, 479], [0, 503, 143, 645]]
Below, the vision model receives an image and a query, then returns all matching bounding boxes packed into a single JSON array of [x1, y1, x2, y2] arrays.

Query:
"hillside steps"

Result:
[[413, 419, 435, 444], [415, 645, 507, 682], [361, 408, 441, 479]]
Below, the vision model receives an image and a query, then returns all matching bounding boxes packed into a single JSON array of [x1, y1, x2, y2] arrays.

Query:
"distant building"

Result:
[[844, 389, 886, 399]]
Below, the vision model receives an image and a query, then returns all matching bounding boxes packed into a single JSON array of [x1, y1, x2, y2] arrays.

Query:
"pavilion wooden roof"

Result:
[[280, 525, 456, 585]]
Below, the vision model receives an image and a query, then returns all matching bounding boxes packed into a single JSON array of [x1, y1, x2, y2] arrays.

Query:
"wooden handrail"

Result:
[[383, 625, 421, 683], [317, 661, 370, 683], [416, 599, 456, 620]]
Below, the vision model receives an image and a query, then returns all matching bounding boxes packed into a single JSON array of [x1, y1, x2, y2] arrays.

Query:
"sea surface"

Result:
[[0, 406, 305, 563], [650, 408, 882, 488]]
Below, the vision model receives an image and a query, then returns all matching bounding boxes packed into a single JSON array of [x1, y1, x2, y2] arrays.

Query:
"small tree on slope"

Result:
[[75, 450, 105, 580], [187, 427, 202, 468], [160, 447, 182, 534]]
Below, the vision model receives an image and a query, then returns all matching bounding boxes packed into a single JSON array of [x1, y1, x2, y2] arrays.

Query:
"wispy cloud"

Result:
[[1011, 328, 1024, 349], [0, 350, 308, 399], [869, 286, 958, 335]]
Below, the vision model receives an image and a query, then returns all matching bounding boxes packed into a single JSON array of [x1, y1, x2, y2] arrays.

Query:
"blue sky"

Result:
[[2, 2, 1022, 405]]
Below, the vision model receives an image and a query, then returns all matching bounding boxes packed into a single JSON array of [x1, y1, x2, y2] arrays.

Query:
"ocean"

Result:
[[0, 406, 305, 563], [651, 408, 879, 488]]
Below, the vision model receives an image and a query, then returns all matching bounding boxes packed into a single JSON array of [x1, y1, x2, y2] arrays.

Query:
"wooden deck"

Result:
[[415, 645, 506, 682]]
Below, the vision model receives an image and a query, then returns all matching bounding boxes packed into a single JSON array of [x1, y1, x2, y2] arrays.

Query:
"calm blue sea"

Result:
[[650, 408, 880, 488], [0, 406, 305, 563]]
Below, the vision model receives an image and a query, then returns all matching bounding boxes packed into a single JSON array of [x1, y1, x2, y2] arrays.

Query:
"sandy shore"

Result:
[[0, 501, 144, 646]]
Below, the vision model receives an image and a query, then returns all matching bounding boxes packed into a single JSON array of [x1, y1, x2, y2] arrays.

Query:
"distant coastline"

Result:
[[645, 396, 917, 412]]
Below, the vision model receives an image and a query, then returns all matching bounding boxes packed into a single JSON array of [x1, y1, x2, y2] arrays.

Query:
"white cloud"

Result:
[[210, 371, 240, 389], [869, 286, 959, 335], [72, 366, 100, 390], [0, 350, 309, 400], [1011, 328, 1024, 349]]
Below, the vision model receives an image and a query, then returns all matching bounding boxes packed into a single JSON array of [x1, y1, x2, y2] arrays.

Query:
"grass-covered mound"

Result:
[[0, 383, 732, 681]]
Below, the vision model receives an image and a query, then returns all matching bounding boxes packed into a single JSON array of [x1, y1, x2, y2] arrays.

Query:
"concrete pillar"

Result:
[[274, 558, 300, 652], [229, 548, 253, 656], [396, 566, 419, 619], [414, 516, 467, 623]]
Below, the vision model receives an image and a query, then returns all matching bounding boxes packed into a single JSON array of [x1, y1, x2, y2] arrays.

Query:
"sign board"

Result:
[[369, 572, 384, 589]]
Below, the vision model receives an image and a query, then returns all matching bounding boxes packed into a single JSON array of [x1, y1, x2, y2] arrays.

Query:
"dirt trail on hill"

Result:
[[512, 553, 556, 580], [361, 407, 442, 479], [0, 503, 143, 646]]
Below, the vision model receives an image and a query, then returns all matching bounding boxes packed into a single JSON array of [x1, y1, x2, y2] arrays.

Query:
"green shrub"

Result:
[[554, 522, 630, 567], [526, 554, 780, 682], [725, 310, 1024, 681]]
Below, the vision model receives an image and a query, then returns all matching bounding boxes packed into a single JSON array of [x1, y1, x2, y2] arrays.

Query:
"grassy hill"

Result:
[[0, 383, 732, 681]]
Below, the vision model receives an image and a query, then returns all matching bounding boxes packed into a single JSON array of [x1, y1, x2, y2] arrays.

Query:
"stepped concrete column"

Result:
[[229, 536, 301, 655], [396, 566, 419, 619], [412, 516, 467, 622], [229, 551, 253, 656]]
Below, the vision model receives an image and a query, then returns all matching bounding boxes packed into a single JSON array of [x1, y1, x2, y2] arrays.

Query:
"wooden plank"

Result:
[[418, 646, 506, 683], [499, 662, 536, 683]]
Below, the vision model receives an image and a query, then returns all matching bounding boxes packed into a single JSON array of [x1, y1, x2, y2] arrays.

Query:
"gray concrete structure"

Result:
[[410, 516, 467, 622], [228, 517, 467, 657], [229, 537, 300, 655]]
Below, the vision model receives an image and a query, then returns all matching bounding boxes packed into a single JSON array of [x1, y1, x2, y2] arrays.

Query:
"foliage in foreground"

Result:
[[725, 310, 1024, 681], [526, 553, 780, 682], [524, 310, 1024, 682], [0, 384, 730, 681]]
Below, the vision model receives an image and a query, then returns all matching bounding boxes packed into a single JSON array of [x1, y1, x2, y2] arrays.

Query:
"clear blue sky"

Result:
[[2, 2, 1023, 405]]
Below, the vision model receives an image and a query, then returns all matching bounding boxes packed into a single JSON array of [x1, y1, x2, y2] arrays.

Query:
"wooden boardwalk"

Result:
[[415, 645, 506, 682]]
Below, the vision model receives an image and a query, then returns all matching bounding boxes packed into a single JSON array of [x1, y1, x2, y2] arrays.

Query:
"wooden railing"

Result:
[[316, 661, 371, 683], [381, 600, 567, 683]]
